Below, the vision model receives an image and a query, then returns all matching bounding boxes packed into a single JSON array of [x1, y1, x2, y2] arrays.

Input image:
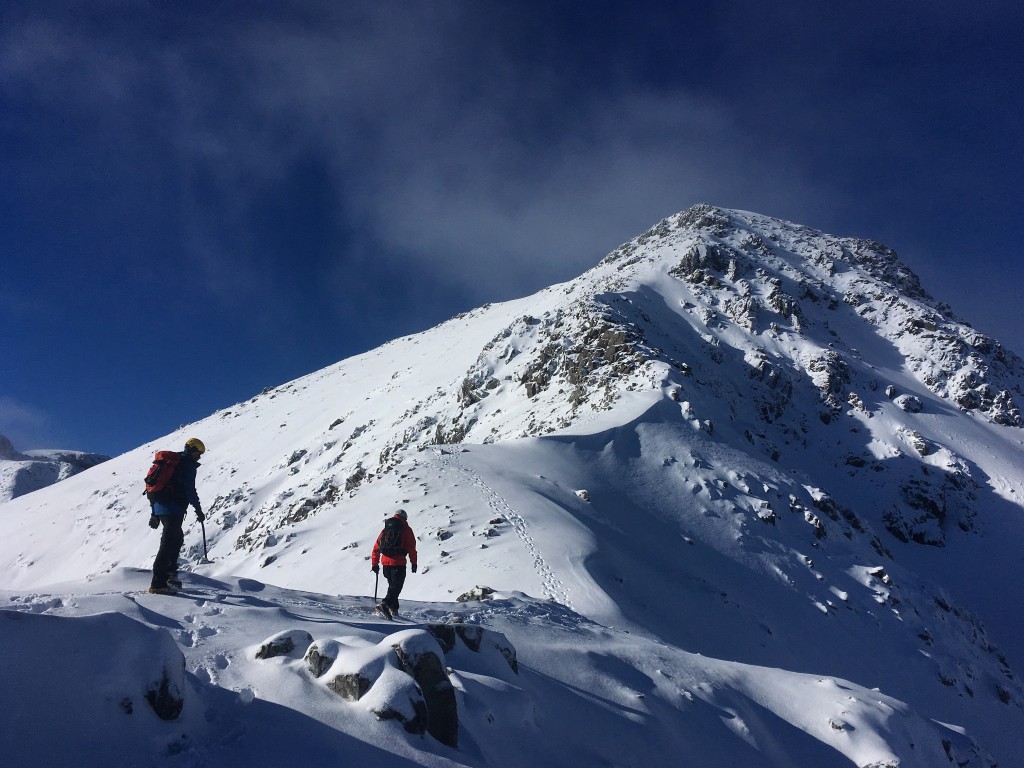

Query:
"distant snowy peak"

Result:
[[0, 434, 110, 502]]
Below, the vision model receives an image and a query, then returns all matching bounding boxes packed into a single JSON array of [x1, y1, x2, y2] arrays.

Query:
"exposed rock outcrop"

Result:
[[274, 627, 516, 748], [255, 629, 313, 660]]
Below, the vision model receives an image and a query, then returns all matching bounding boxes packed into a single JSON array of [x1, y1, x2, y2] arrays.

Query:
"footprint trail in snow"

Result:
[[434, 448, 573, 609]]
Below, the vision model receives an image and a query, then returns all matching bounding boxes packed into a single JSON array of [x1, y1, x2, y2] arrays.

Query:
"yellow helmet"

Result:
[[185, 437, 206, 455]]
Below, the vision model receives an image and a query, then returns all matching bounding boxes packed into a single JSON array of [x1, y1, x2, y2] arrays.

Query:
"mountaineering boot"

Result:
[[148, 585, 178, 595], [168, 577, 183, 590], [377, 602, 393, 620]]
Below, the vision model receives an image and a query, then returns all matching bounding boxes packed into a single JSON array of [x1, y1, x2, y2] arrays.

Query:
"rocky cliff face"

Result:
[[370, 204, 1022, 453], [279, 204, 1018, 552]]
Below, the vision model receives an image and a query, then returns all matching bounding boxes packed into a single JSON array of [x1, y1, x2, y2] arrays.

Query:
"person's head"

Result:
[[185, 437, 206, 460], [395, 509, 407, 520]]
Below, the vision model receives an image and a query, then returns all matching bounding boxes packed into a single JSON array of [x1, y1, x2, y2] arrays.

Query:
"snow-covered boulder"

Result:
[[457, 585, 496, 602], [392, 629, 458, 746], [428, 623, 519, 677], [303, 638, 344, 678], [302, 630, 458, 745], [255, 628, 313, 660], [361, 664, 429, 736], [894, 393, 924, 413]]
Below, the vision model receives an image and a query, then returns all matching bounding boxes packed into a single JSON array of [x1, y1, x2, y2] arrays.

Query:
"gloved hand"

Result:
[[371, 564, 379, 573], [148, 515, 160, 530], [195, 509, 206, 523], [411, 562, 417, 573]]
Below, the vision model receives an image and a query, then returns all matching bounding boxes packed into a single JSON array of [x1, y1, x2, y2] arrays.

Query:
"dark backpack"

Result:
[[144, 451, 181, 496], [379, 517, 406, 557]]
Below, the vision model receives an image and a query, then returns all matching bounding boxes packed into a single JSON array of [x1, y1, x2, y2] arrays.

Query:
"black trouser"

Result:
[[382, 565, 407, 613], [151, 512, 185, 588]]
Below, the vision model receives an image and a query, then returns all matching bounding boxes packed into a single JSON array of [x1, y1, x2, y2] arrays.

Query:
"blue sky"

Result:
[[2, 1, 1022, 457]]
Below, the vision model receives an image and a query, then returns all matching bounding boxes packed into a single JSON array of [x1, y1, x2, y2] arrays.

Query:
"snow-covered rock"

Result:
[[255, 628, 313, 660], [894, 393, 924, 412]]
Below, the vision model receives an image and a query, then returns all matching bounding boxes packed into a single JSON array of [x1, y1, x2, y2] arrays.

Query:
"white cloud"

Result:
[[0, 396, 59, 451]]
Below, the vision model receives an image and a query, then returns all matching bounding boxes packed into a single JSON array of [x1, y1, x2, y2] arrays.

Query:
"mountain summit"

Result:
[[2, 205, 1022, 766]]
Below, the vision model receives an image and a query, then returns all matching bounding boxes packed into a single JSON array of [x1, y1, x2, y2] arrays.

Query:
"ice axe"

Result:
[[199, 518, 212, 564]]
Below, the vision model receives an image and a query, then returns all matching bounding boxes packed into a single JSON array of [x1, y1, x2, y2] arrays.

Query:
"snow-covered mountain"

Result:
[[0, 432, 109, 501], [2, 205, 1022, 767]]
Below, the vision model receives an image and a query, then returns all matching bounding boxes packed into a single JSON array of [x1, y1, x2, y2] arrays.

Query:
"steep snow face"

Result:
[[0, 433, 110, 501], [1, 205, 1023, 764]]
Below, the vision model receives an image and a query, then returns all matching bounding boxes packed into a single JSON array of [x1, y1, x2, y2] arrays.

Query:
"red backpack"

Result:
[[144, 451, 182, 496]]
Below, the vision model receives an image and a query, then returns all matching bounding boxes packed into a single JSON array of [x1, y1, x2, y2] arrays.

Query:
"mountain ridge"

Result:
[[1, 204, 1022, 765], [0, 432, 110, 502]]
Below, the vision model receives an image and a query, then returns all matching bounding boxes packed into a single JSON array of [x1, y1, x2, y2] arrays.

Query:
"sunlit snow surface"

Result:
[[2, 206, 1022, 766]]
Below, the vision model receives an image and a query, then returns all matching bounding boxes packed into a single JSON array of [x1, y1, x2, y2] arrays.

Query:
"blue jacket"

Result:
[[150, 451, 201, 515]]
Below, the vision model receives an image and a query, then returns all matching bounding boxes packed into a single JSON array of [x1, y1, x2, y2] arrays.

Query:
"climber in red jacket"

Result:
[[371, 509, 418, 618]]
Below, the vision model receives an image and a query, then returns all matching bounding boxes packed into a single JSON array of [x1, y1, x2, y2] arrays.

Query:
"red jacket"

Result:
[[371, 516, 417, 567]]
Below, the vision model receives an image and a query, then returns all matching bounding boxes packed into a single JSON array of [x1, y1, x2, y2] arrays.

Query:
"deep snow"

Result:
[[0, 568, 997, 767]]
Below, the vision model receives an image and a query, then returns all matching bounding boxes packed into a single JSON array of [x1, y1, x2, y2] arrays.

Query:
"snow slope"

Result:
[[0, 569, 997, 768], [1, 205, 1022, 766]]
